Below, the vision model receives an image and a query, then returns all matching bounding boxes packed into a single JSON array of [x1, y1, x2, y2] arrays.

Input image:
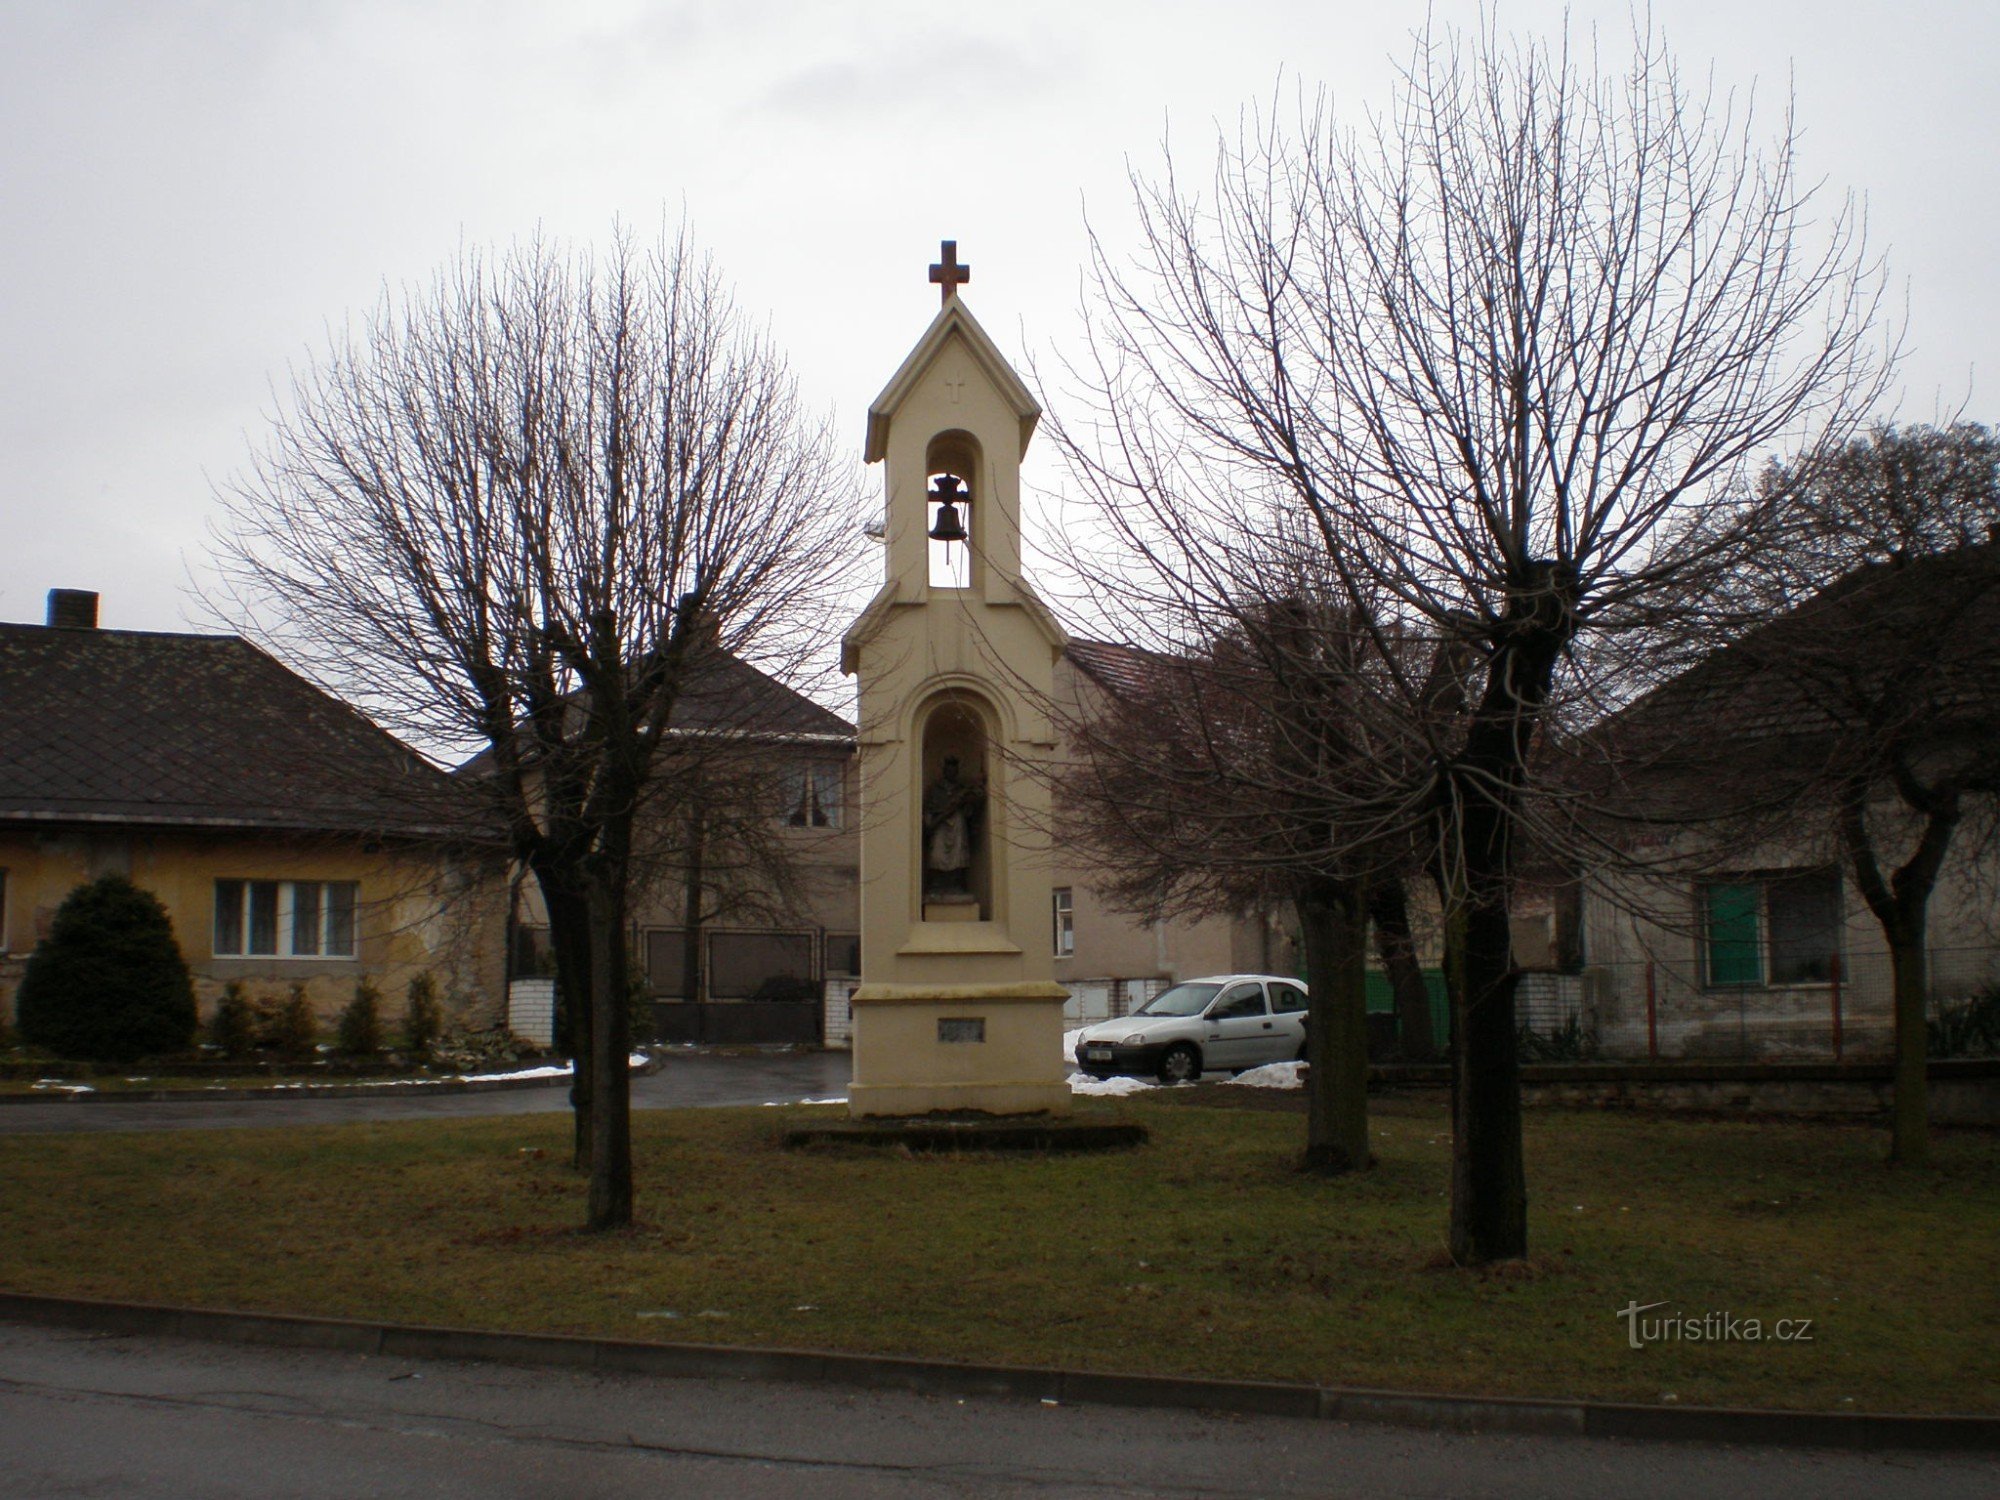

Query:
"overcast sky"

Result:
[[2, 0, 1993, 645]]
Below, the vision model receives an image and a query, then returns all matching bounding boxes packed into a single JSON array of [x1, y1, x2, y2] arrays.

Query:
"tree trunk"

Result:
[[535, 871, 596, 1174], [584, 861, 636, 1230], [1297, 875, 1371, 1176], [679, 803, 706, 1012], [1887, 908, 1931, 1167], [1368, 879, 1435, 1061], [1448, 882, 1527, 1263], [1439, 603, 1563, 1266]]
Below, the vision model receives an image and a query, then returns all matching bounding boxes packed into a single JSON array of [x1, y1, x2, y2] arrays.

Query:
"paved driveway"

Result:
[[0, 1049, 853, 1134]]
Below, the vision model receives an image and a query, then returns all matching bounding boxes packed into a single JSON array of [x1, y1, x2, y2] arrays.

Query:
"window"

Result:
[[214, 880, 357, 958], [1210, 983, 1269, 1020], [1269, 981, 1308, 1014], [1052, 887, 1074, 957], [1702, 871, 1841, 987], [783, 762, 843, 828]]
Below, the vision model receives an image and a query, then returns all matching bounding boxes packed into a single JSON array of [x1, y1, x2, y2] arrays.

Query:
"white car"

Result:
[[1072, 974, 1309, 1083]]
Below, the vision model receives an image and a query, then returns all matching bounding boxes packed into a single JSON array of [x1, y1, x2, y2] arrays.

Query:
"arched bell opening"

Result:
[[925, 430, 983, 591], [917, 695, 995, 921]]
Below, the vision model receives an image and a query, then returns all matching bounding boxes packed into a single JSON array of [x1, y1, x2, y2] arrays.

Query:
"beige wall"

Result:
[[509, 753, 863, 993], [1580, 812, 2000, 1059], [0, 825, 507, 1031], [1044, 654, 1278, 989]]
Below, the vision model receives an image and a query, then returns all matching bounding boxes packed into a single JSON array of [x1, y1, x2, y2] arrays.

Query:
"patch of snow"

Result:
[[31, 1080, 94, 1094], [1226, 1061, 1306, 1090], [1068, 1070, 1155, 1097], [459, 1064, 574, 1084], [1061, 1027, 1087, 1065]]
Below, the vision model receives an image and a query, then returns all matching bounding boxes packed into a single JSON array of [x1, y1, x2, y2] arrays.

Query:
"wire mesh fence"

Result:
[[1532, 947, 2000, 1063]]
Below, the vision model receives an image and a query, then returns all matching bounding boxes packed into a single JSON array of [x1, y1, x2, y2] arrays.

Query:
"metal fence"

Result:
[[1550, 947, 2000, 1063]]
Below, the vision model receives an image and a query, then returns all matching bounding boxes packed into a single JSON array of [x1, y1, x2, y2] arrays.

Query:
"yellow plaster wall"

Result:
[[0, 827, 507, 1032]]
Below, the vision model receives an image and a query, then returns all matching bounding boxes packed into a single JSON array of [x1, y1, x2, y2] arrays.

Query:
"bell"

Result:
[[927, 474, 969, 543]]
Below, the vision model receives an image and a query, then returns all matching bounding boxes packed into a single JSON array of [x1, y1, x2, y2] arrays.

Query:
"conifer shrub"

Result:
[[404, 972, 442, 1057], [267, 983, 318, 1057], [207, 981, 258, 1060], [13, 875, 198, 1063], [336, 979, 383, 1056]]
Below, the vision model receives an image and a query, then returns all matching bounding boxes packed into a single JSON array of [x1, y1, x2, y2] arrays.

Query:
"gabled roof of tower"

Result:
[[864, 299, 1041, 464]]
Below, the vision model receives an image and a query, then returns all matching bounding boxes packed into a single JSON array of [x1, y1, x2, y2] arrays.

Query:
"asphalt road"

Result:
[[3, 1321, 1990, 1500], [0, 1049, 854, 1134]]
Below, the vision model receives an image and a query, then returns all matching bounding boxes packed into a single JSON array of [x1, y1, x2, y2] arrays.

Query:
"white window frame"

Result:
[[783, 762, 843, 829], [1053, 887, 1074, 957], [214, 879, 358, 959]]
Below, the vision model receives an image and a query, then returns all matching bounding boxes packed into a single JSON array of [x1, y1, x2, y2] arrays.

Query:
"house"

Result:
[[501, 649, 862, 1047], [0, 590, 508, 1033], [1051, 640, 1293, 1022], [546, 633, 1278, 1048], [1576, 545, 2000, 1060]]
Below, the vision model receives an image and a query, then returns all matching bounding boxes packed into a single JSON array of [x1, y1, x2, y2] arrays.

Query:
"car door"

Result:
[[1202, 982, 1275, 1069], [1266, 980, 1309, 1063]]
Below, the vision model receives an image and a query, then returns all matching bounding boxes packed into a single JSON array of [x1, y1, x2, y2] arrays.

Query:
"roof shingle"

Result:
[[0, 624, 476, 837]]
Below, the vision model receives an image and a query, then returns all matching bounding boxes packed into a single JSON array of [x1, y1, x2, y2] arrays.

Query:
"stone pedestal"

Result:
[[848, 983, 1072, 1117]]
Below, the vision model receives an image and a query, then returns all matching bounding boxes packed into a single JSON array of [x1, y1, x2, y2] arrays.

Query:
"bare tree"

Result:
[[1057, 18, 1889, 1261], [1741, 426, 2000, 1164], [212, 228, 859, 1230], [1053, 593, 1431, 1174]]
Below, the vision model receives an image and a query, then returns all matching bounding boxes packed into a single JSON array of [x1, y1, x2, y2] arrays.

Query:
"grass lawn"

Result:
[[1, 1092, 1993, 1414]]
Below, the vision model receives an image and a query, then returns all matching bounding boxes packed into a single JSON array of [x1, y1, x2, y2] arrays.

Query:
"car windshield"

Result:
[[1133, 982, 1222, 1018]]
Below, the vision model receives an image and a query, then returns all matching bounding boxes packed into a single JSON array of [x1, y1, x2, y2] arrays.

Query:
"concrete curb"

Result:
[[0, 1072, 577, 1105], [1, 1291, 1991, 1452], [0, 1057, 667, 1106]]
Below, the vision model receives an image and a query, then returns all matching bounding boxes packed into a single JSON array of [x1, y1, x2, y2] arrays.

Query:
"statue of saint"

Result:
[[922, 755, 984, 900]]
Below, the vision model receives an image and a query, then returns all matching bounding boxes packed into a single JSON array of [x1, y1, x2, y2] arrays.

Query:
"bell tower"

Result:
[[841, 241, 1071, 1117]]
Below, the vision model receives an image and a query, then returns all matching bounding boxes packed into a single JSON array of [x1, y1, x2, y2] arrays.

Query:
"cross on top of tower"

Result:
[[928, 240, 970, 305]]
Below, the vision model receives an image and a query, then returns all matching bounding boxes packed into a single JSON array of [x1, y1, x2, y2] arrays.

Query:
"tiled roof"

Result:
[[1591, 544, 2000, 810], [451, 649, 855, 779], [665, 651, 855, 741], [1063, 639, 1178, 699], [0, 624, 479, 837]]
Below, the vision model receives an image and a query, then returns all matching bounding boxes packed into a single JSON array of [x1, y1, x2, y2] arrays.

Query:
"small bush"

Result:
[[1517, 1014, 1595, 1062], [429, 1022, 536, 1073], [207, 981, 258, 1060], [336, 979, 383, 1057], [14, 875, 197, 1063], [1929, 983, 2000, 1059], [404, 972, 442, 1057], [266, 984, 318, 1057]]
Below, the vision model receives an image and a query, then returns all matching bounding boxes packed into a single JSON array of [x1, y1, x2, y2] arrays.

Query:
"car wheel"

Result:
[[1157, 1043, 1200, 1084], [1295, 1040, 1309, 1062]]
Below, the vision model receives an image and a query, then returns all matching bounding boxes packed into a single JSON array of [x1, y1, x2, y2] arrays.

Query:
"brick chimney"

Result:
[[46, 589, 100, 629]]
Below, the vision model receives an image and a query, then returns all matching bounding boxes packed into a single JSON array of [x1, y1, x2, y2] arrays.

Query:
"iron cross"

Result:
[[928, 240, 970, 305]]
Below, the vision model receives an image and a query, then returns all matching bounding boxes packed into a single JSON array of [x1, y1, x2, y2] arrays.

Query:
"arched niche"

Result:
[[925, 429, 983, 591], [917, 692, 996, 921]]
